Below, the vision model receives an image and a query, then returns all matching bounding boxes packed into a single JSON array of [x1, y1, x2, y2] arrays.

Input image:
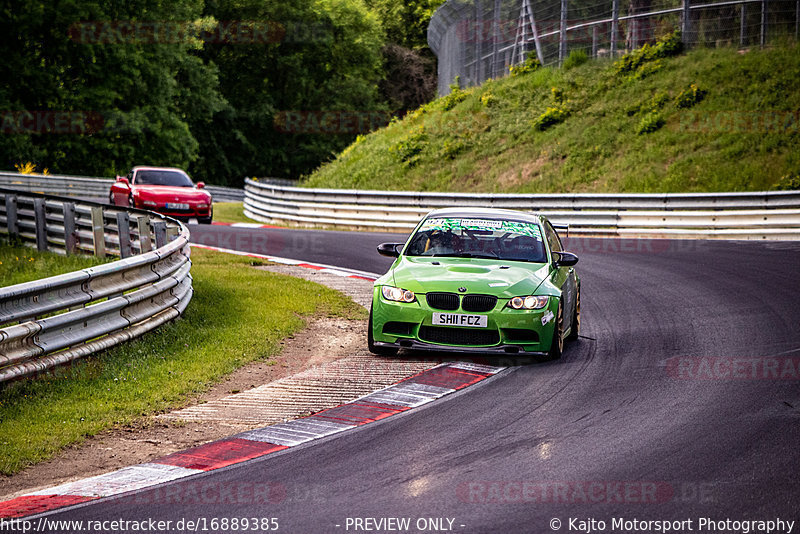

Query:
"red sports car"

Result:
[[109, 166, 213, 223]]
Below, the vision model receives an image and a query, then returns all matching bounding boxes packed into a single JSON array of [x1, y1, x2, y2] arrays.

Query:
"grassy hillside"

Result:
[[303, 40, 800, 193]]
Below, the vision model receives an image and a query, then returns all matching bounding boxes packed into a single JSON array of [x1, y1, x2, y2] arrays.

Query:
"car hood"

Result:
[[132, 185, 210, 201], [389, 256, 551, 297]]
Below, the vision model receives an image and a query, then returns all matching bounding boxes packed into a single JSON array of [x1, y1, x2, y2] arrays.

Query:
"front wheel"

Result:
[[368, 306, 398, 357], [547, 302, 564, 360]]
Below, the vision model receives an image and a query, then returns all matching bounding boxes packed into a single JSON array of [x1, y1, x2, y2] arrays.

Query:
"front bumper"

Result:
[[371, 286, 558, 355], [148, 205, 212, 220]]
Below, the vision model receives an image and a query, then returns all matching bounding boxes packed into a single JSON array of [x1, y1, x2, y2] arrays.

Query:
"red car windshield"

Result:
[[135, 170, 193, 187]]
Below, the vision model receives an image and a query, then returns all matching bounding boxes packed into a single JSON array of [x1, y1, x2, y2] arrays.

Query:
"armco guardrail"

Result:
[[0, 171, 245, 203], [243, 179, 800, 239], [0, 187, 193, 383]]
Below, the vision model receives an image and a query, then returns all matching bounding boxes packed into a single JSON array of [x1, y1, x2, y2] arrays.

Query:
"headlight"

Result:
[[381, 286, 416, 303], [508, 295, 549, 309], [198, 203, 208, 209], [142, 200, 157, 207]]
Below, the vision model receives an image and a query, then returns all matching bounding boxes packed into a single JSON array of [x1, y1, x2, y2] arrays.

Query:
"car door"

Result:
[[544, 220, 577, 333]]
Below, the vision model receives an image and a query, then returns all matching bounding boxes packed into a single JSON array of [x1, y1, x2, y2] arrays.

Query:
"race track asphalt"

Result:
[[45, 225, 800, 532]]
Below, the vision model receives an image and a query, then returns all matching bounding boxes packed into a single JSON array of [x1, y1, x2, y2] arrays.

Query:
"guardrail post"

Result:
[[63, 202, 77, 255], [592, 26, 598, 58], [760, 0, 767, 47], [5, 194, 18, 235], [166, 225, 179, 242], [116, 211, 132, 258], [153, 221, 167, 249], [33, 198, 48, 252], [610, 0, 619, 56], [136, 216, 152, 253], [559, 0, 567, 63], [91, 206, 106, 257]]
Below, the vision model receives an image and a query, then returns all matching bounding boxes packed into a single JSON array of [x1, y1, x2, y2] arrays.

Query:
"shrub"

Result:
[[675, 83, 707, 108], [775, 171, 800, 190], [637, 112, 665, 134], [439, 139, 469, 159], [563, 50, 588, 69], [614, 31, 683, 77], [480, 92, 498, 107], [390, 127, 428, 166], [510, 53, 542, 77], [630, 91, 670, 115], [533, 106, 570, 131], [631, 59, 664, 80], [439, 88, 468, 111], [14, 162, 36, 174]]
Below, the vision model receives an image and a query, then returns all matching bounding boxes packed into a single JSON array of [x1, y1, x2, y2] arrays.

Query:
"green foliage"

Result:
[[390, 127, 428, 166], [533, 106, 570, 131], [510, 54, 542, 77], [439, 139, 468, 159], [614, 31, 683, 78], [675, 83, 707, 108], [433, 84, 469, 112], [637, 113, 665, 134], [480, 92, 498, 108], [563, 50, 588, 70], [0, 0, 389, 185], [775, 171, 800, 190], [195, 0, 387, 183], [364, 0, 445, 50], [0, 240, 110, 287], [0, 0, 222, 178], [304, 44, 800, 194], [627, 91, 670, 116]]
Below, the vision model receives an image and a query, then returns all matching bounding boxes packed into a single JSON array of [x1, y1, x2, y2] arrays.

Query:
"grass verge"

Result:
[[303, 42, 800, 193], [0, 248, 366, 475], [212, 202, 254, 225], [0, 239, 110, 287]]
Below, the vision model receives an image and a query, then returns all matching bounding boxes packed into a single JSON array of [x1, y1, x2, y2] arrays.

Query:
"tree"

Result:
[[0, 0, 223, 177], [193, 0, 386, 183]]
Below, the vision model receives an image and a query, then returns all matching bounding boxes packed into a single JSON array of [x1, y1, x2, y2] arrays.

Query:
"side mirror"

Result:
[[554, 251, 579, 267], [377, 242, 402, 257], [117, 176, 129, 186], [196, 182, 205, 189]]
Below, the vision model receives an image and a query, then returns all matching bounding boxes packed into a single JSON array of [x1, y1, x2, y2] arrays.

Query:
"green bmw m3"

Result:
[[368, 208, 580, 359]]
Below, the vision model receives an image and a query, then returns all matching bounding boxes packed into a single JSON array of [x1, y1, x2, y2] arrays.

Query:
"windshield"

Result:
[[404, 217, 547, 263], [134, 170, 193, 187]]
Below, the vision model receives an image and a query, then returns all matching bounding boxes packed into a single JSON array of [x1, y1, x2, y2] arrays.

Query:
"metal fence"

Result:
[[243, 178, 800, 239], [428, 0, 800, 94], [0, 188, 193, 383], [0, 171, 245, 203]]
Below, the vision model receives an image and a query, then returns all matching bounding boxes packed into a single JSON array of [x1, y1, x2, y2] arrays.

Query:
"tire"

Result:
[[368, 306, 398, 357], [547, 301, 564, 360], [199, 206, 213, 225], [128, 194, 135, 208], [567, 285, 580, 341]]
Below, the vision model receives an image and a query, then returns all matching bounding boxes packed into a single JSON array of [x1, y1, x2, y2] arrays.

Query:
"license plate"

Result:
[[165, 202, 189, 210], [432, 313, 488, 328]]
